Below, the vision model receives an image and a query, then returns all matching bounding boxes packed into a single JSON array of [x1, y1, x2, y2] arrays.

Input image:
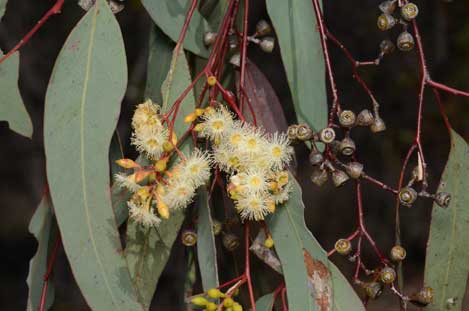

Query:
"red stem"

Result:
[[39, 234, 61, 311], [244, 223, 256, 310], [239, 0, 250, 108]]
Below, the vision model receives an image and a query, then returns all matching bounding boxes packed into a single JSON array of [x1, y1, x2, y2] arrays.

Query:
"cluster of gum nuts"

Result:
[[204, 19, 276, 67], [191, 288, 243, 311], [334, 240, 434, 307], [377, 1, 419, 52]]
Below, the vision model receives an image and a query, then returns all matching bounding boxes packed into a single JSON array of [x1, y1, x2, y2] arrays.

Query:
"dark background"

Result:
[[0, 0, 468, 310]]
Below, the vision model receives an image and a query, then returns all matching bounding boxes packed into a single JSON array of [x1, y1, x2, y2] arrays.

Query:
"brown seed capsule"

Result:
[[287, 124, 299, 140], [297, 123, 313, 141], [409, 287, 434, 307], [435, 192, 451, 208], [332, 170, 350, 187], [212, 219, 223, 236], [319, 127, 336, 144], [345, 162, 364, 179], [379, 0, 397, 14], [311, 168, 328, 187], [339, 110, 356, 128], [255, 19, 272, 36], [309, 150, 324, 166], [230, 53, 241, 67], [329, 140, 341, 155], [380, 39, 396, 55], [390, 245, 407, 262], [204, 32, 217, 46], [397, 31, 415, 52], [339, 137, 356, 156], [401, 3, 419, 21], [377, 14, 396, 31], [182, 230, 198, 246], [399, 187, 418, 207], [370, 116, 386, 133], [334, 238, 352, 255], [363, 282, 384, 299], [260, 37, 275, 53], [357, 109, 375, 127], [380, 266, 396, 284], [222, 233, 240, 251]]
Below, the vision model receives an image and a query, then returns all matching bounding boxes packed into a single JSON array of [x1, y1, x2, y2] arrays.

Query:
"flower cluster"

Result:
[[114, 100, 212, 227], [195, 105, 293, 221]]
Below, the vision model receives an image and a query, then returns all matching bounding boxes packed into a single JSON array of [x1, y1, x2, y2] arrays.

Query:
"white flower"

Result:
[[128, 201, 161, 227], [132, 99, 161, 133], [237, 169, 269, 195], [131, 126, 169, 159], [114, 173, 141, 192], [265, 132, 293, 170], [236, 193, 270, 221], [271, 181, 291, 204], [179, 149, 212, 188], [199, 106, 234, 140], [162, 179, 196, 210]]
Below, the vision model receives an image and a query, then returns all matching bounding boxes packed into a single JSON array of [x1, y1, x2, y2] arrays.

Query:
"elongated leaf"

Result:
[[141, 0, 211, 58], [27, 193, 57, 311], [266, 0, 327, 131], [44, 1, 143, 309], [0, 51, 33, 138], [424, 130, 469, 311], [266, 177, 364, 311], [0, 0, 6, 19], [197, 187, 219, 290], [125, 47, 195, 308], [252, 293, 275, 311]]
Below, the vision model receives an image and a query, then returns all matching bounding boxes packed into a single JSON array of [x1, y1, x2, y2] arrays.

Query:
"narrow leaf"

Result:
[[197, 187, 219, 290], [0, 51, 33, 138], [125, 47, 195, 308], [27, 192, 57, 311], [140, 0, 211, 58], [266, 0, 327, 131], [424, 130, 469, 311], [0, 0, 6, 19], [44, 1, 143, 309], [252, 293, 275, 311]]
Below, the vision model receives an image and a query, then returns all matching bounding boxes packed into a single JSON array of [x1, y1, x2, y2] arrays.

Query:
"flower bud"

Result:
[[212, 219, 223, 235], [401, 3, 419, 21], [260, 37, 275, 53], [390, 245, 407, 262], [287, 124, 299, 141], [332, 170, 350, 187], [207, 288, 225, 299], [399, 187, 417, 207], [380, 266, 396, 284], [370, 116, 386, 133], [297, 123, 313, 141], [409, 287, 434, 307], [264, 237, 274, 248], [363, 282, 383, 299], [309, 150, 324, 166], [191, 296, 208, 306], [256, 19, 272, 36], [397, 31, 415, 52], [339, 137, 356, 156], [181, 229, 198, 246], [377, 14, 396, 31], [204, 32, 217, 46], [311, 168, 328, 187], [222, 233, 240, 251], [357, 109, 374, 126], [334, 238, 352, 255]]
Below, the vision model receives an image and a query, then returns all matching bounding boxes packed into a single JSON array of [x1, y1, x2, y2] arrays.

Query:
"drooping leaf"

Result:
[[266, 0, 327, 131], [43, 1, 143, 309], [0, 51, 33, 138], [0, 0, 7, 19], [125, 47, 195, 308], [27, 192, 57, 311], [266, 177, 364, 311], [252, 293, 276, 311], [197, 187, 219, 290], [200, 0, 229, 31], [424, 130, 469, 311], [140, 0, 211, 58]]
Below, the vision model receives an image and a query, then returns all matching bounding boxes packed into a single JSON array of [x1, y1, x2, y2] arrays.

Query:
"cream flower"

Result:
[[132, 99, 162, 133], [199, 106, 234, 140], [114, 173, 141, 192], [131, 126, 169, 159], [236, 193, 270, 221], [270, 181, 291, 204], [128, 201, 161, 227], [179, 149, 212, 188], [265, 132, 293, 170], [162, 179, 196, 210]]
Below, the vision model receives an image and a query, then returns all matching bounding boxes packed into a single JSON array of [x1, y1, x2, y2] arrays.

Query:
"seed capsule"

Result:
[[380, 39, 396, 55], [256, 19, 272, 36], [409, 287, 434, 307], [203, 32, 217, 46], [311, 168, 328, 187], [339, 137, 356, 156], [309, 150, 324, 166], [222, 233, 240, 251], [401, 3, 419, 21], [379, 0, 397, 14], [332, 170, 350, 187], [390, 245, 407, 262], [260, 37, 275, 53], [380, 266, 396, 284], [182, 230, 198, 246], [334, 238, 352, 255], [339, 110, 356, 128], [399, 187, 418, 207], [297, 123, 313, 141], [370, 116, 386, 133], [377, 14, 396, 31], [287, 124, 299, 140], [357, 109, 374, 127], [329, 140, 341, 155], [345, 162, 364, 179], [319, 127, 336, 144], [363, 282, 384, 299], [397, 31, 415, 51], [230, 53, 240, 67], [212, 219, 223, 235], [435, 192, 451, 208]]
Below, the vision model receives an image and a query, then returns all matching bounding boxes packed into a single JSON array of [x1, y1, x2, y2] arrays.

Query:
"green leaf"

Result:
[[43, 1, 143, 309], [27, 192, 57, 311], [196, 187, 219, 290], [0, 51, 33, 138], [110, 132, 130, 227], [266, 0, 327, 131], [0, 0, 7, 19], [125, 47, 195, 308], [252, 293, 275, 311], [140, 0, 211, 58], [266, 177, 364, 311], [424, 130, 469, 311]]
